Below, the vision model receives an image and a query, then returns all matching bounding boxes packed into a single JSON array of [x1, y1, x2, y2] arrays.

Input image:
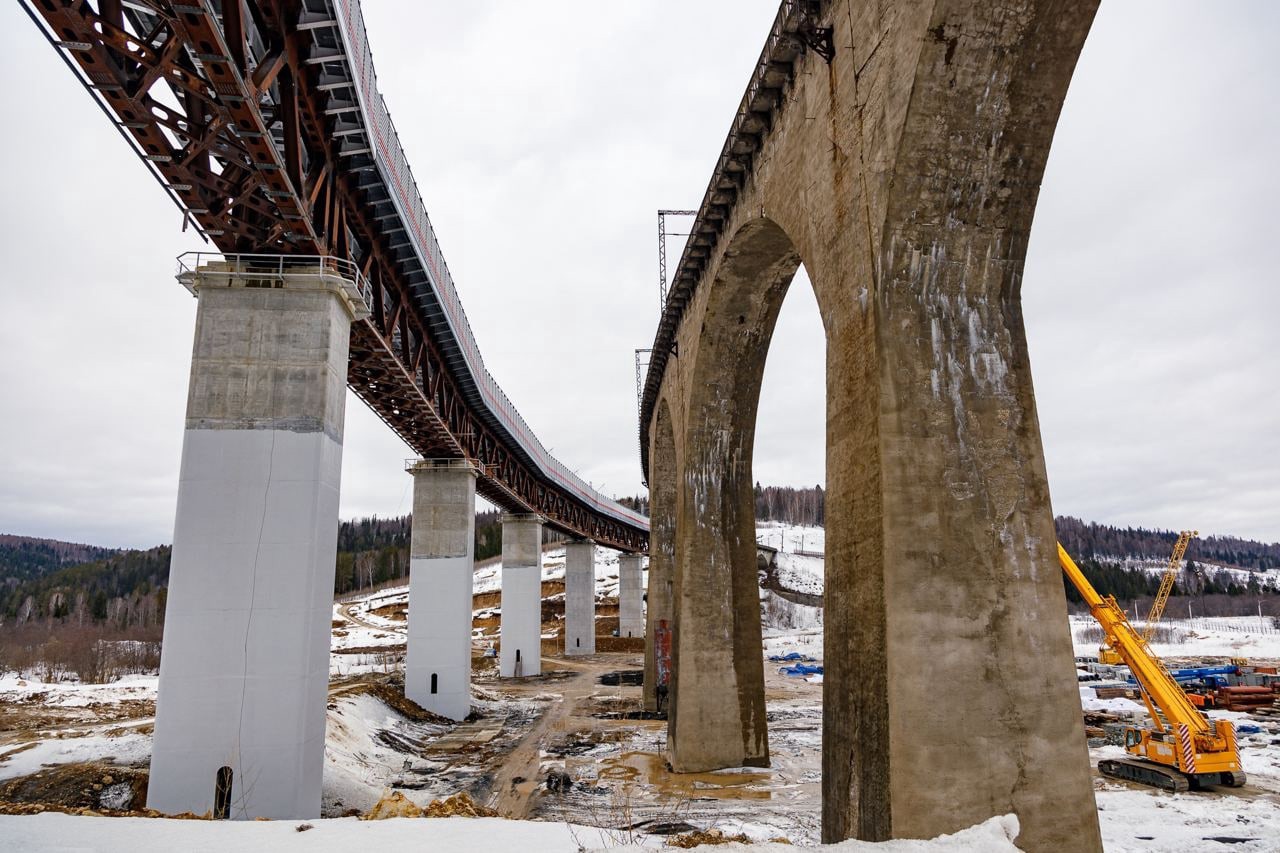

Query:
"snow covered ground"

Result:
[[4, 523, 1280, 850], [0, 674, 156, 783], [0, 811, 1031, 853], [1071, 614, 1280, 661], [473, 544, 632, 600], [772, 550, 824, 598]]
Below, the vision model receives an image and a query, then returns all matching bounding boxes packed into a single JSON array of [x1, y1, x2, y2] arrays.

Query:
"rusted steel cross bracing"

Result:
[[24, 0, 647, 552]]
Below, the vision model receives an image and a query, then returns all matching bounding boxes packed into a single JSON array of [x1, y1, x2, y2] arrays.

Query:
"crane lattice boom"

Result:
[[1141, 529, 1197, 643]]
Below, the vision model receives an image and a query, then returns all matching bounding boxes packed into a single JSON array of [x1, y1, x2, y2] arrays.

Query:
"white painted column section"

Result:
[[618, 553, 645, 639], [149, 258, 368, 820], [564, 540, 596, 655], [404, 459, 476, 720], [499, 513, 544, 677]]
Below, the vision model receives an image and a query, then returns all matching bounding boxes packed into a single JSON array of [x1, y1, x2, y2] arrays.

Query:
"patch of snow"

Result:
[[1070, 615, 1280, 660], [1094, 787, 1280, 852], [0, 731, 152, 782], [323, 692, 451, 813], [1077, 683, 1146, 716], [0, 673, 157, 705], [99, 782, 134, 810], [756, 522, 826, 558], [0, 812, 1025, 851], [773, 551, 823, 597]]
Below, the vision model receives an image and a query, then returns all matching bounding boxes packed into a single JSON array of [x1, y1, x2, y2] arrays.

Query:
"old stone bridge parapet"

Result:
[[641, 1, 1102, 850]]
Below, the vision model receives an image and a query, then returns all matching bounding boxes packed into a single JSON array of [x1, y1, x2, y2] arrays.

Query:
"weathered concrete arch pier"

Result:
[[639, 1, 1102, 849]]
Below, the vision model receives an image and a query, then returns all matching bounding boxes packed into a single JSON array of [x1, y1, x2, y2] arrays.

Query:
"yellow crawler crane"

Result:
[[1060, 543, 1245, 791], [1097, 530, 1197, 665]]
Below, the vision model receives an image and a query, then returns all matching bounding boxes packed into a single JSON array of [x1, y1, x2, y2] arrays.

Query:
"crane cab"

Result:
[[1112, 719, 1246, 791]]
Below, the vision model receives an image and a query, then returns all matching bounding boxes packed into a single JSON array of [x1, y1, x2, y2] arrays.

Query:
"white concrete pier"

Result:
[[564, 540, 596, 655], [499, 513, 544, 677], [148, 257, 367, 820], [404, 459, 477, 720], [618, 553, 644, 639]]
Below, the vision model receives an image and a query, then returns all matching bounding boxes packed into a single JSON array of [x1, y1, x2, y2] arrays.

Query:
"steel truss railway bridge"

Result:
[[24, 0, 646, 552], [23, 0, 648, 823]]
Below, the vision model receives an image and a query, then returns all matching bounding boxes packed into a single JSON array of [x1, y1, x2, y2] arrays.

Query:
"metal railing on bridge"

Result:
[[327, 0, 646, 532]]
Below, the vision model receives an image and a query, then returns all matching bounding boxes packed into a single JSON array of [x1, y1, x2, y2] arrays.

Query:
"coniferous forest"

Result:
[[3, 490, 1279, 633]]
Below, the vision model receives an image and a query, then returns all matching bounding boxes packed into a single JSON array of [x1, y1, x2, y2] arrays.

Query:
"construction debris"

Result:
[[0, 763, 150, 815], [345, 681, 453, 725], [544, 771, 573, 794], [361, 790, 424, 820], [666, 828, 754, 848], [424, 792, 498, 818], [1217, 686, 1278, 712]]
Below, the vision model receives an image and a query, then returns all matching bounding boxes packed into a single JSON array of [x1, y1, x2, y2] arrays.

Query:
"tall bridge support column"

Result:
[[618, 554, 644, 639], [500, 514, 544, 677], [404, 459, 476, 720], [149, 259, 367, 819], [644, 402, 677, 712], [564, 540, 596, 655]]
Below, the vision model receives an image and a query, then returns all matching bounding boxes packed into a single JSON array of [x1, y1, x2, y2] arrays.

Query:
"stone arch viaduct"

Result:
[[639, 1, 1103, 850]]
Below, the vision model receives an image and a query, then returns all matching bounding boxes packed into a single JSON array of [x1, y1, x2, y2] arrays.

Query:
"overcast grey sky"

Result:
[[0, 1, 1275, 549]]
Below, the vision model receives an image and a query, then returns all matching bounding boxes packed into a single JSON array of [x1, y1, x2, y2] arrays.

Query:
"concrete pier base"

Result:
[[404, 459, 477, 720], [564, 540, 596, 655], [618, 554, 644, 639], [148, 258, 367, 820], [500, 514, 544, 677]]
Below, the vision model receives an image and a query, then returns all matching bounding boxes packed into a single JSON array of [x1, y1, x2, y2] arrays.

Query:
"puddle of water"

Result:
[[597, 751, 771, 800]]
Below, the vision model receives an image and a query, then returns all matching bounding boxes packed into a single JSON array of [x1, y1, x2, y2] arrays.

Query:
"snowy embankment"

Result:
[[0, 674, 155, 783], [473, 544, 628, 599], [757, 522, 825, 633], [1070, 614, 1280, 660], [0, 812, 1025, 852]]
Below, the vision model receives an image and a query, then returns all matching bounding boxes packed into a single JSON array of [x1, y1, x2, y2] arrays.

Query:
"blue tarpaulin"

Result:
[[780, 664, 824, 676], [768, 652, 815, 663]]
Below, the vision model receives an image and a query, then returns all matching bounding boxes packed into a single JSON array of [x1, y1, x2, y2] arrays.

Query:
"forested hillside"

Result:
[[0, 545, 169, 630], [2, 508, 554, 626], [0, 535, 118, 584], [1065, 555, 1274, 605], [1056, 516, 1280, 570], [7, 489, 1279, 631]]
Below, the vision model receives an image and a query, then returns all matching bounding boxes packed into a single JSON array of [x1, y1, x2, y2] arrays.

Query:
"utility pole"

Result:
[[658, 209, 697, 311], [634, 348, 652, 423]]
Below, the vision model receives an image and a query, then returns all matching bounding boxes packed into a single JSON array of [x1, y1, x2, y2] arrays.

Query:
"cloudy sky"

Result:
[[0, 1, 1275, 549]]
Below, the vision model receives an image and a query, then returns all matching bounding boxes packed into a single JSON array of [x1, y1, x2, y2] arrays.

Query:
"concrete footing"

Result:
[[618, 554, 644, 639], [564, 540, 596, 655], [500, 514, 544, 677], [404, 459, 477, 720], [148, 258, 366, 819]]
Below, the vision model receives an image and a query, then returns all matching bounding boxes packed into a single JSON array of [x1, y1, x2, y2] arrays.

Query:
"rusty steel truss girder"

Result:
[[25, 0, 647, 552]]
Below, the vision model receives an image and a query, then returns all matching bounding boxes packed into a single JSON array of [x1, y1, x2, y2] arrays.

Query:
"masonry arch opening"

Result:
[[754, 262, 826, 633], [665, 217, 824, 773]]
